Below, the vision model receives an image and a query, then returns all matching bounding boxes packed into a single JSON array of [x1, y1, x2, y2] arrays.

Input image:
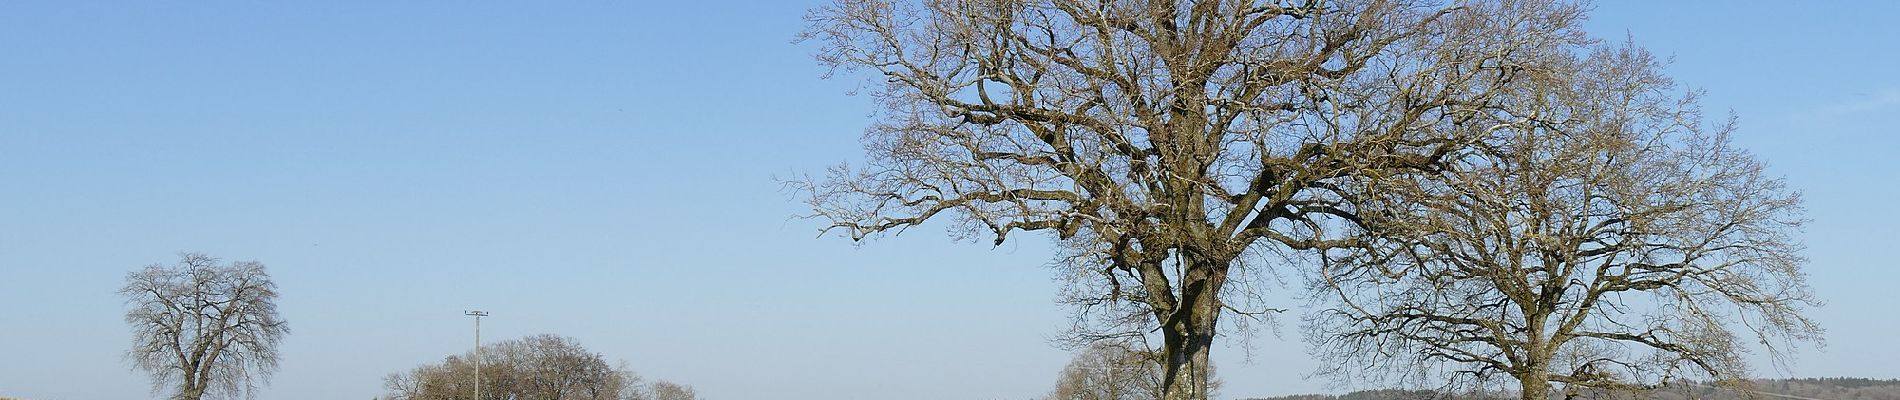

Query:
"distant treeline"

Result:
[[1245, 379, 1900, 400]]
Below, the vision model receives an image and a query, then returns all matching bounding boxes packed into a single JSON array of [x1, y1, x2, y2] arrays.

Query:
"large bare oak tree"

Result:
[[1307, 42, 1822, 400], [796, 1, 1591, 398], [121, 253, 289, 400]]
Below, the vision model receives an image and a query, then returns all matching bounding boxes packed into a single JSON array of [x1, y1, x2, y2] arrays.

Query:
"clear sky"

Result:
[[1, 2, 1894, 400]]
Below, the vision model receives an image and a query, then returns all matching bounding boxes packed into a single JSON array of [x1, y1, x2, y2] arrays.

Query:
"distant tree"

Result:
[[383, 334, 654, 400], [121, 253, 289, 400], [1046, 339, 1219, 400], [795, 1, 1593, 399], [1243, 389, 1499, 400], [1308, 41, 1822, 400], [648, 381, 698, 400]]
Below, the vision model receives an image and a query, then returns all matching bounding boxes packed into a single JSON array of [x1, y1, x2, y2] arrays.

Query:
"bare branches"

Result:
[[121, 253, 288, 400], [797, 1, 1597, 399], [1309, 39, 1820, 400], [1044, 338, 1219, 400]]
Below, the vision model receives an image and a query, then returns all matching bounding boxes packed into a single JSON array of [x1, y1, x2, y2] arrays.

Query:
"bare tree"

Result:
[[648, 381, 699, 400], [1308, 41, 1822, 400], [795, 1, 1593, 398], [120, 253, 289, 400], [1048, 340, 1163, 400], [615, 364, 650, 400], [1046, 339, 1219, 400], [383, 334, 643, 400]]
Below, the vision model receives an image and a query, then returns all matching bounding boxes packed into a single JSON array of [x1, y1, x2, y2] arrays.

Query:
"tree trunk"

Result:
[[1520, 371, 1551, 400], [178, 384, 207, 400], [1159, 331, 1214, 400], [176, 367, 205, 400], [1159, 255, 1224, 400]]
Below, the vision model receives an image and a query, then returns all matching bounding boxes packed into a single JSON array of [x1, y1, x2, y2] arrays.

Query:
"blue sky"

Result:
[[0, 2, 1893, 400]]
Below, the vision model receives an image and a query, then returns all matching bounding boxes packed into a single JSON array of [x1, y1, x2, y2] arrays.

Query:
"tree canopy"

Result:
[[121, 253, 289, 400], [798, 1, 1595, 398], [1306, 40, 1820, 399]]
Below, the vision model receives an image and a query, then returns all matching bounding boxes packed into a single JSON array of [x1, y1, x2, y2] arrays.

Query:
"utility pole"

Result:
[[465, 310, 489, 400]]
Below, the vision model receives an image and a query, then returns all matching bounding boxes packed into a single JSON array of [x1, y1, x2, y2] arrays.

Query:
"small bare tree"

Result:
[[796, 1, 1592, 399], [121, 253, 289, 400], [1308, 42, 1822, 400]]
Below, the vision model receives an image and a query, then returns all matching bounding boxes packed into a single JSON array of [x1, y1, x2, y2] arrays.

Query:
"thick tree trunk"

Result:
[[1520, 371, 1551, 400], [1158, 255, 1225, 400], [1159, 331, 1214, 400]]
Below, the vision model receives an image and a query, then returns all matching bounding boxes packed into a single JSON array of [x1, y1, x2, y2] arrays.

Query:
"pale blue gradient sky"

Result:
[[1, 2, 1893, 400]]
